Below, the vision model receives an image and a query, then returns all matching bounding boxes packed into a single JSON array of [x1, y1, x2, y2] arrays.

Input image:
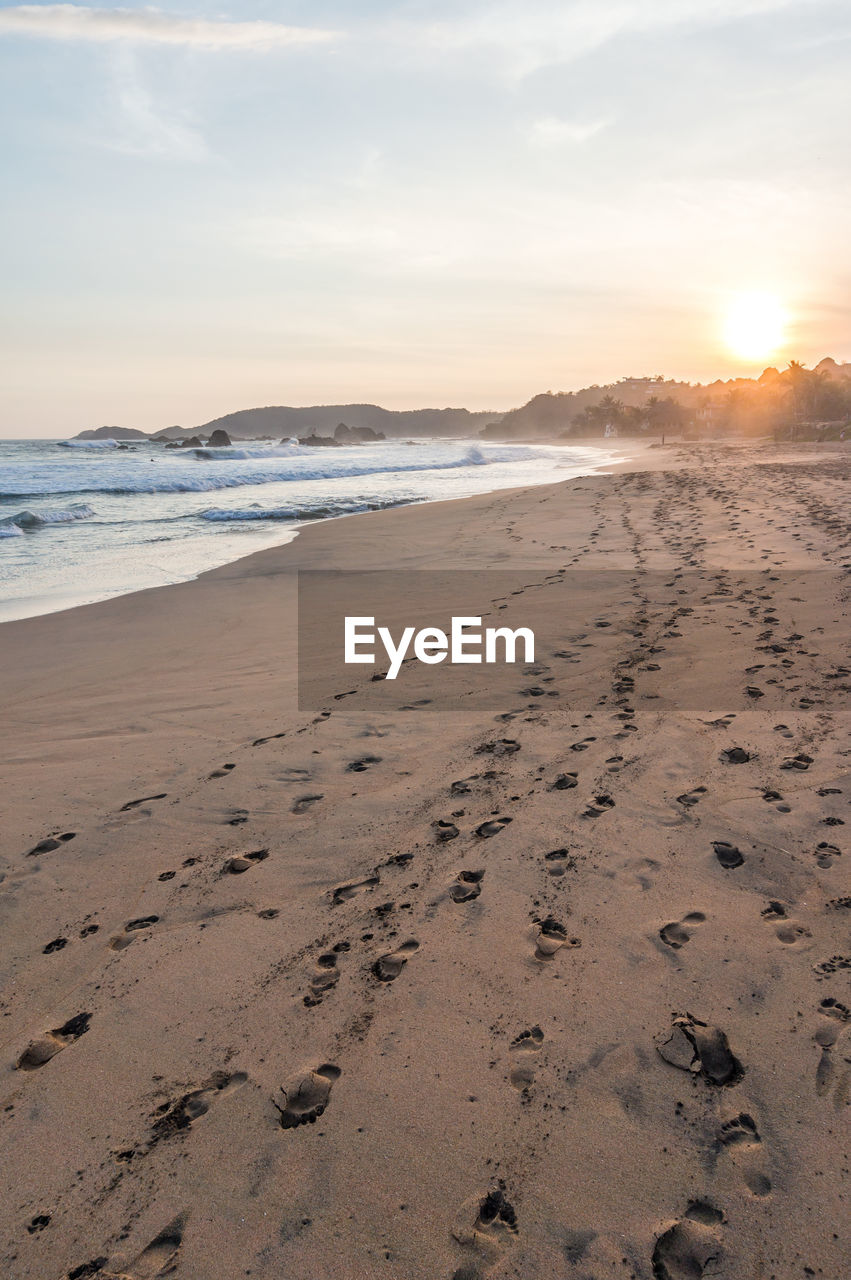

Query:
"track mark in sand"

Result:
[[551, 772, 578, 790], [781, 752, 813, 771], [125, 916, 160, 932], [449, 869, 485, 903], [17, 1012, 91, 1071], [509, 1026, 543, 1091], [43, 937, 68, 954], [814, 955, 851, 978], [304, 951, 341, 1006], [660, 913, 706, 949], [434, 818, 460, 841], [291, 794, 323, 814], [27, 831, 75, 856], [533, 916, 579, 961], [452, 1184, 518, 1269], [274, 1063, 341, 1129], [761, 898, 811, 945], [652, 1201, 724, 1280], [717, 1113, 771, 1196], [677, 786, 707, 808], [581, 792, 615, 818], [225, 809, 248, 826], [26, 1214, 50, 1234], [372, 938, 420, 982], [814, 999, 850, 1103], [150, 1070, 247, 1143], [346, 755, 382, 773], [570, 737, 596, 752], [332, 875, 379, 905], [719, 747, 751, 764], [474, 816, 512, 838], [224, 849, 269, 874], [475, 738, 520, 757], [544, 847, 575, 877], [713, 840, 744, 869], [656, 1014, 743, 1086], [104, 1211, 189, 1279], [814, 841, 841, 869], [208, 763, 236, 778], [119, 794, 167, 812], [252, 730, 286, 746]]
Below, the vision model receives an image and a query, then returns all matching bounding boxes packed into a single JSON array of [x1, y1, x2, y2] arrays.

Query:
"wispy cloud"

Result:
[[402, 0, 820, 75], [529, 115, 610, 147], [0, 5, 339, 50], [103, 47, 209, 160]]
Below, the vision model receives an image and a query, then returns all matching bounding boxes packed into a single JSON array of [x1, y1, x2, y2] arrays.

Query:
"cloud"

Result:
[[104, 47, 209, 160], [529, 115, 610, 147], [0, 5, 339, 50], [398, 0, 820, 76]]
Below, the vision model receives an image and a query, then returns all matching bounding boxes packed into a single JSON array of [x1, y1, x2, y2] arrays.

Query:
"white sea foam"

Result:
[[4, 503, 96, 530], [58, 438, 120, 449]]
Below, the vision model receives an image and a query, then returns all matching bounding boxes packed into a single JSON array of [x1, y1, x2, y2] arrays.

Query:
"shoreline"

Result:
[[1, 442, 849, 1280], [0, 438, 637, 626]]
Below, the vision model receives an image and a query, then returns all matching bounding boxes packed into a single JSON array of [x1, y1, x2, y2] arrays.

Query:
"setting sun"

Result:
[[724, 291, 786, 363]]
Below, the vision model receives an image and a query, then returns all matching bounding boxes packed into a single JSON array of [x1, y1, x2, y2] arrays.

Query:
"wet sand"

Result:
[[1, 442, 849, 1280]]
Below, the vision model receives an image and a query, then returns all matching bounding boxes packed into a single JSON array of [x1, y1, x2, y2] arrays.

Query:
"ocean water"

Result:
[[0, 436, 619, 622]]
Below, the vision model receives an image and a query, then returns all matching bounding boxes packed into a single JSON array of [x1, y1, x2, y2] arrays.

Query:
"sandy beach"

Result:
[[1, 441, 849, 1280]]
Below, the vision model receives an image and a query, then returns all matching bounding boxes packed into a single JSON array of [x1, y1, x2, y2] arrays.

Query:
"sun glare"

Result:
[[723, 292, 786, 363]]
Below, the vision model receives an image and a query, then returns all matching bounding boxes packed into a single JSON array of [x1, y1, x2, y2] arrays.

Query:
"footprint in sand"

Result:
[[119, 793, 167, 812], [372, 938, 420, 982], [533, 917, 578, 961], [150, 1070, 247, 1143], [475, 739, 520, 757], [552, 772, 579, 790], [304, 951, 341, 1006], [814, 998, 850, 1103], [474, 817, 512, 838], [292, 794, 323, 814], [813, 841, 841, 869], [332, 875, 379, 905], [452, 1184, 518, 1268], [659, 912, 706, 949], [346, 755, 382, 773], [781, 753, 813, 771], [449, 869, 485, 903], [101, 1211, 189, 1279], [581, 793, 615, 818], [651, 1201, 724, 1280], [717, 1113, 771, 1196], [433, 819, 460, 842], [720, 747, 751, 764], [273, 1063, 341, 1129], [208, 763, 236, 779], [224, 849, 269, 874], [656, 1014, 743, 1086], [544, 848, 574, 877], [509, 1026, 544, 1091], [27, 831, 75, 856], [677, 786, 707, 808], [713, 841, 744, 869], [760, 902, 812, 946], [17, 1012, 92, 1070]]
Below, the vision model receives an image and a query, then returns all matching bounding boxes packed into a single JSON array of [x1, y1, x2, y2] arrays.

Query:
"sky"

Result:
[[1, 0, 850, 436]]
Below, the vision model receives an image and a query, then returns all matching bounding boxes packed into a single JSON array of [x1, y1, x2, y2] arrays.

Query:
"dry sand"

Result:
[[1, 442, 849, 1280]]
